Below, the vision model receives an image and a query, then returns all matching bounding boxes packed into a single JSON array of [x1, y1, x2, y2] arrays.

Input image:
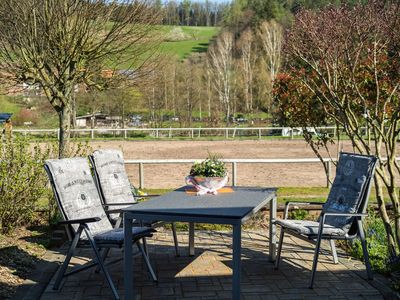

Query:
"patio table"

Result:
[[123, 186, 277, 300]]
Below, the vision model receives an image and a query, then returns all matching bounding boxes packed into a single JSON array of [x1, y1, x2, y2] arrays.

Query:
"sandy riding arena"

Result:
[[87, 139, 368, 189]]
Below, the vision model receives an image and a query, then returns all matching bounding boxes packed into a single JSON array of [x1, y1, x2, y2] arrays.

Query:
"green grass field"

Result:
[[159, 26, 218, 60], [142, 187, 383, 205], [0, 96, 20, 115], [114, 25, 219, 68]]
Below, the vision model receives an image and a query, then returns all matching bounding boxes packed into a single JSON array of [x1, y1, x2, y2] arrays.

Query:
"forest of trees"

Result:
[[73, 0, 373, 128], [156, 0, 229, 26], [131, 0, 349, 127]]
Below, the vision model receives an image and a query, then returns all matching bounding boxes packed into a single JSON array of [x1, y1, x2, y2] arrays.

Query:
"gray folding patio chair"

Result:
[[274, 152, 377, 288], [89, 149, 180, 256], [44, 157, 157, 300]]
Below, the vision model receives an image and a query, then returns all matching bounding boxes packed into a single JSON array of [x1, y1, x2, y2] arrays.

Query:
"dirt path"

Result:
[[88, 140, 361, 188]]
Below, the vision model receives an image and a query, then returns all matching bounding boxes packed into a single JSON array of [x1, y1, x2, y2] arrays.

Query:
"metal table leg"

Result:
[[269, 196, 277, 261], [189, 222, 195, 256], [124, 215, 134, 300], [232, 222, 241, 300]]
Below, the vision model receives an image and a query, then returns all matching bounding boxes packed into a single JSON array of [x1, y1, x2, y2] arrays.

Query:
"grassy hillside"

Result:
[[112, 25, 218, 69], [160, 26, 219, 60], [0, 96, 20, 115]]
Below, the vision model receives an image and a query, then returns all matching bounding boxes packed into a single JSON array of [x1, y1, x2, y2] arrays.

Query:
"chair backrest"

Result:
[[89, 149, 136, 208], [45, 157, 113, 237], [322, 152, 377, 233]]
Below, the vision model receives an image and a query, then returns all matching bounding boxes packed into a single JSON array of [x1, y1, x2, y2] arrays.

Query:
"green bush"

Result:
[[348, 210, 389, 274], [289, 208, 309, 220], [0, 137, 50, 234]]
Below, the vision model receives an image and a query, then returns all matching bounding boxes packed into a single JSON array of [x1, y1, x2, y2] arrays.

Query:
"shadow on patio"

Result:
[[40, 229, 392, 300]]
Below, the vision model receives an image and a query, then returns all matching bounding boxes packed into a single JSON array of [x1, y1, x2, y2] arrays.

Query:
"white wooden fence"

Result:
[[124, 158, 336, 189], [14, 126, 340, 140], [125, 156, 400, 189]]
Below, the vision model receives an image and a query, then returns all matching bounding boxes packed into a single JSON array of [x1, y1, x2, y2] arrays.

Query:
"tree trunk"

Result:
[[121, 102, 125, 129], [58, 104, 71, 158], [374, 174, 398, 259], [71, 93, 77, 129]]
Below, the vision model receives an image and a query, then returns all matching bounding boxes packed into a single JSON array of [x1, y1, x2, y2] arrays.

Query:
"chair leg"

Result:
[[84, 227, 119, 300], [329, 240, 339, 264], [309, 232, 323, 289], [171, 222, 180, 257], [274, 229, 285, 270], [357, 219, 373, 280], [95, 248, 111, 273], [137, 241, 158, 282], [142, 237, 149, 255], [53, 226, 83, 290]]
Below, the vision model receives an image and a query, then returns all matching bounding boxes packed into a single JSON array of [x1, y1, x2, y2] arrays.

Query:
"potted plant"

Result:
[[186, 153, 228, 195]]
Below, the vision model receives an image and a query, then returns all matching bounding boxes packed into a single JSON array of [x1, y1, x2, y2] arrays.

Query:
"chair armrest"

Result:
[[321, 212, 367, 218], [315, 212, 368, 239], [58, 217, 101, 225], [103, 203, 136, 206], [106, 208, 123, 214], [284, 201, 324, 219], [134, 194, 160, 198]]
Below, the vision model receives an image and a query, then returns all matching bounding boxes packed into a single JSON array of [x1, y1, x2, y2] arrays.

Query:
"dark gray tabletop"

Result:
[[123, 186, 277, 220]]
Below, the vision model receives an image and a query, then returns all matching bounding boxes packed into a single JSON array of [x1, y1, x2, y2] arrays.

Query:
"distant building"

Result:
[[76, 113, 122, 128]]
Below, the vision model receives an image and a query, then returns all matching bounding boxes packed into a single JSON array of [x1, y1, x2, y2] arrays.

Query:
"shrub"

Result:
[[348, 210, 390, 274], [13, 108, 39, 126], [0, 137, 50, 234], [289, 208, 309, 220]]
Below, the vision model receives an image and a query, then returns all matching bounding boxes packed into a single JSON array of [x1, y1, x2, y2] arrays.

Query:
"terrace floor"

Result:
[[39, 229, 393, 300]]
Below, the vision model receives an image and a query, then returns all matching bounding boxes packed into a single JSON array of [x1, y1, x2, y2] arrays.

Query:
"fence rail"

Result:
[[125, 156, 400, 189], [14, 126, 341, 140], [124, 158, 336, 189]]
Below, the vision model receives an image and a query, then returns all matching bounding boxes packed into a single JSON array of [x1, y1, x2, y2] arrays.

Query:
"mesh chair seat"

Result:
[[275, 219, 346, 237], [94, 227, 155, 245]]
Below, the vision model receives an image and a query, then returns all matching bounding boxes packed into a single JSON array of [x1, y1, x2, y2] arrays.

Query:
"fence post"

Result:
[[156, 129, 159, 138], [258, 129, 262, 140], [290, 128, 294, 140], [124, 129, 127, 139], [139, 163, 144, 189], [191, 129, 194, 139], [225, 129, 229, 139], [198, 128, 201, 138], [56, 129, 60, 140], [232, 162, 237, 186], [91, 129, 94, 139]]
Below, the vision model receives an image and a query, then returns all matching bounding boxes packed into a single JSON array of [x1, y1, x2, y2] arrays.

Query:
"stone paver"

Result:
[[40, 229, 393, 299]]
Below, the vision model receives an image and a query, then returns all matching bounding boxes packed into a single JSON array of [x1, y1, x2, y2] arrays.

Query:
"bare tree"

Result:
[[258, 20, 283, 86], [238, 28, 254, 113], [204, 58, 213, 119], [0, 0, 160, 157], [208, 31, 234, 124]]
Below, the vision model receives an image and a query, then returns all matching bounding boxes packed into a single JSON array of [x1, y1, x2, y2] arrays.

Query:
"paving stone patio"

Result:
[[39, 229, 394, 300]]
